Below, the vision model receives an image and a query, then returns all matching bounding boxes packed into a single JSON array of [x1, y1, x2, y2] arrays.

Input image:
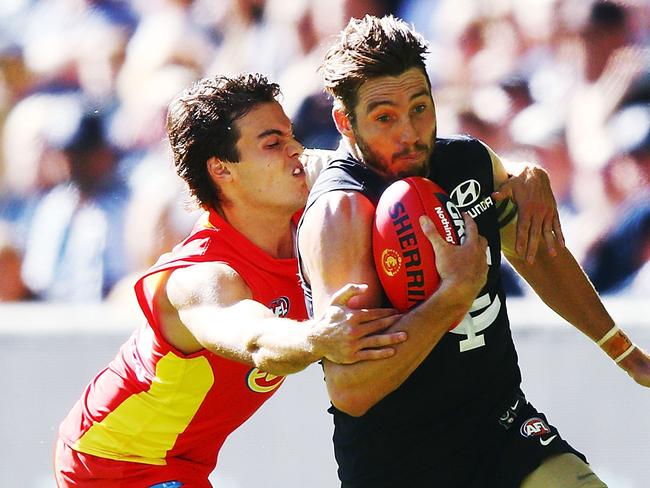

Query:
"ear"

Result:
[[207, 157, 231, 182], [332, 105, 355, 144]]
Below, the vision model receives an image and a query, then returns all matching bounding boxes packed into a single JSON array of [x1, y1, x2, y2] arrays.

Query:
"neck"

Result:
[[217, 203, 295, 259]]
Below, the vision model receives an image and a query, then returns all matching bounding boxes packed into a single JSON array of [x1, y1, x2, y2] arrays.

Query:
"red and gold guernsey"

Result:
[[58, 209, 308, 476]]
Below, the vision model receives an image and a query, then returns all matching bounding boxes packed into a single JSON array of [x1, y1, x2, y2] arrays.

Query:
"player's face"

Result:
[[350, 68, 436, 181], [229, 101, 307, 213]]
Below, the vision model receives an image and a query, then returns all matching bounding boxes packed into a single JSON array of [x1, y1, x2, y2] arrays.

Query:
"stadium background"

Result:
[[0, 0, 648, 486]]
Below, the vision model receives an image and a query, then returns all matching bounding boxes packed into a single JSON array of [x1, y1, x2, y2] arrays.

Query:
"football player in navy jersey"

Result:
[[297, 15, 649, 488]]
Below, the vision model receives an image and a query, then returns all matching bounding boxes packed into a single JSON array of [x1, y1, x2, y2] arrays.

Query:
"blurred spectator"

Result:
[[206, 0, 301, 80], [0, 92, 79, 247], [584, 198, 650, 294], [584, 107, 650, 294], [107, 144, 198, 316], [565, 0, 646, 212], [509, 103, 573, 207], [20, 108, 129, 301], [0, 0, 647, 301]]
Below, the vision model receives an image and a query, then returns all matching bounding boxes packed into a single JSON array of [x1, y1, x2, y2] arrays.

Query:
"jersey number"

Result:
[[449, 246, 500, 352]]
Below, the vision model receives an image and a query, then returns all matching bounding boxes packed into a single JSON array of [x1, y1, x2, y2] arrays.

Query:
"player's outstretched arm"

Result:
[[156, 262, 405, 376], [501, 212, 650, 388], [489, 144, 565, 264], [299, 191, 488, 416]]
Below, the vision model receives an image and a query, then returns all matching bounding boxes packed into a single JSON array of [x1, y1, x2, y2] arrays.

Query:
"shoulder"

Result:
[[304, 189, 374, 230], [431, 136, 492, 171], [166, 261, 252, 310], [434, 135, 490, 157], [299, 190, 375, 268], [308, 161, 387, 212]]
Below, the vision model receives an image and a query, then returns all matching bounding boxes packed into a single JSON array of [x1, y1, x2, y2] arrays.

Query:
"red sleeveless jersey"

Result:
[[58, 209, 308, 475]]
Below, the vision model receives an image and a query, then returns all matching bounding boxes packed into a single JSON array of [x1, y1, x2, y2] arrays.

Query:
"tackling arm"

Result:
[[299, 190, 488, 416], [157, 262, 405, 376]]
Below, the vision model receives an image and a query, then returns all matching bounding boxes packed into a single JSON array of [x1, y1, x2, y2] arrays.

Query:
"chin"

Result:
[[394, 161, 428, 179], [294, 189, 309, 209]]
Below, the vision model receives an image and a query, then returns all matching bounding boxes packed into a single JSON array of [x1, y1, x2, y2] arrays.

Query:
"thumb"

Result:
[[330, 283, 368, 306], [419, 215, 447, 254]]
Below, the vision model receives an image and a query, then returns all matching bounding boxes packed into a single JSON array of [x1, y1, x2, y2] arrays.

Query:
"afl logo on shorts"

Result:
[[271, 296, 290, 317], [381, 248, 402, 277], [520, 417, 551, 438], [246, 368, 285, 393]]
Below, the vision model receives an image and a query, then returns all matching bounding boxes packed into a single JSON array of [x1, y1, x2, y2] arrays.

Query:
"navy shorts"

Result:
[[340, 392, 586, 488], [482, 392, 587, 488]]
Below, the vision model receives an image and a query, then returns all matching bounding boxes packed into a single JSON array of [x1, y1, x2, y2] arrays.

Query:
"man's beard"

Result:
[[354, 130, 436, 181]]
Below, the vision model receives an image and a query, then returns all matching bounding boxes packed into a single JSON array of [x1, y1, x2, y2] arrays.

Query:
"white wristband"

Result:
[[596, 325, 619, 346], [614, 345, 636, 364]]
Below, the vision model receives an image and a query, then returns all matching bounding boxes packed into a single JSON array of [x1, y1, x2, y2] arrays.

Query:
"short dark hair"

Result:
[[166, 74, 280, 209], [320, 15, 430, 114]]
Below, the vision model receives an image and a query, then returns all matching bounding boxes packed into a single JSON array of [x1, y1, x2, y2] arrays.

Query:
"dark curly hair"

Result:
[[166, 74, 281, 209], [320, 15, 430, 116]]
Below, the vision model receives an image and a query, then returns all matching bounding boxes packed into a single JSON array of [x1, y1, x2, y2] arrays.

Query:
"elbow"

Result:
[[328, 386, 374, 417], [251, 346, 309, 376], [253, 355, 307, 377]]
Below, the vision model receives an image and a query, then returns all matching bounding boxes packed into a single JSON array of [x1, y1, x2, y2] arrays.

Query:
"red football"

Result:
[[372, 177, 463, 312]]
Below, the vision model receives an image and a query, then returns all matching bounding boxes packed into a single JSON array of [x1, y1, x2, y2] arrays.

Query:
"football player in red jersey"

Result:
[[53, 74, 408, 488], [297, 14, 649, 488]]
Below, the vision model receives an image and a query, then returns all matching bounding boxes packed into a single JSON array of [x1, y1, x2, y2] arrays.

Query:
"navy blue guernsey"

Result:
[[297, 136, 525, 487]]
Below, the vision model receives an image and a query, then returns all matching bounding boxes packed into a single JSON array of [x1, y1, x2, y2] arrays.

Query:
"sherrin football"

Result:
[[372, 177, 464, 312]]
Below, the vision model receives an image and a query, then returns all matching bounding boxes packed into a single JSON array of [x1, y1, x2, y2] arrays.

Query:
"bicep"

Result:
[[481, 141, 510, 188], [165, 262, 274, 359], [482, 142, 519, 256], [500, 210, 519, 258], [166, 261, 254, 314], [299, 191, 383, 315]]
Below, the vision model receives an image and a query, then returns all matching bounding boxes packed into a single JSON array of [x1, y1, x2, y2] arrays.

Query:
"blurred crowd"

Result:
[[0, 0, 648, 304]]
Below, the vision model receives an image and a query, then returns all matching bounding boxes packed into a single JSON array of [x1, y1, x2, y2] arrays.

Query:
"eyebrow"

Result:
[[257, 129, 283, 139], [256, 125, 294, 140], [365, 89, 430, 113]]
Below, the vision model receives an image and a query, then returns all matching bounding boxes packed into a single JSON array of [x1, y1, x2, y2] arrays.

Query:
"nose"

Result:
[[287, 138, 303, 158], [399, 117, 418, 145]]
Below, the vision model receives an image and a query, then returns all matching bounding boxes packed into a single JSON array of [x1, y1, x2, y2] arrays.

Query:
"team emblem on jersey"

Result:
[[381, 248, 402, 276], [246, 368, 285, 393], [520, 417, 551, 437], [271, 297, 290, 317]]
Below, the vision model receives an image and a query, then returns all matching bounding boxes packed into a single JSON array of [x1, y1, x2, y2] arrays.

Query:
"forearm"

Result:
[[508, 247, 650, 386], [507, 247, 614, 341], [181, 304, 319, 376], [324, 280, 472, 416], [247, 318, 320, 375]]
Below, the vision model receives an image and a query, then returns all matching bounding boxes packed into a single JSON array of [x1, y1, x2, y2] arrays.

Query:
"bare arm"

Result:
[[299, 191, 488, 416], [157, 262, 405, 376], [500, 197, 650, 388]]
